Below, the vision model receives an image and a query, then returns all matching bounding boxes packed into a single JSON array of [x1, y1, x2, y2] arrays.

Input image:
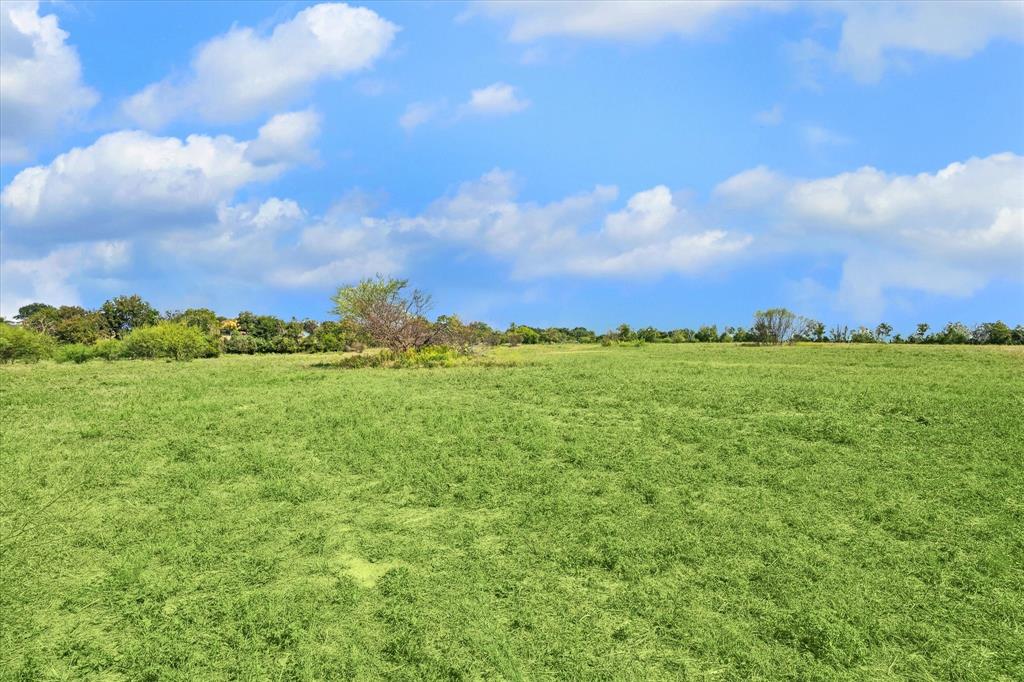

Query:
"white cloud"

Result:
[[473, 0, 786, 43], [399, 101, 443, 132], [835, 1, 1024, 83], [0, 1, 97, 163], [123, 2, 397, 128], [393, 170, 749, 278], [754, 104, 783, 126], [158, 196, 403, 290], [715, 152, 1024, 319], [835, 253, 989, 322], [245, 109, 322, 164], [476, 1, 1024, 83], [1, 113, 318, 242], [465, 82, 530, 115], [604, 185, 677, 242], [565, 231, 750, 277], [713, 166, 789, 207], [0, 241, 128, 318], [400, 84, 528, 131]]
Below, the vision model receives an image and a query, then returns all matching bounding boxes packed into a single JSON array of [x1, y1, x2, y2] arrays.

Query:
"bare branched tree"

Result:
[[331, 276, 451, 352]]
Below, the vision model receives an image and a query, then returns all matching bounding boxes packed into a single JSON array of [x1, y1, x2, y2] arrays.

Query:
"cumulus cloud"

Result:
[[0, 241, 129, 318], [715, 152, 1024, 319], [244, 109, 322, 164], [123, 3, 397, 128], [1, 113, 319, 242], [464, 82, 530, 115], [158, 196, 403, 290], [0, 1, 98, 163], [392, 169, 750, 278], [604, 185, 677, 242]]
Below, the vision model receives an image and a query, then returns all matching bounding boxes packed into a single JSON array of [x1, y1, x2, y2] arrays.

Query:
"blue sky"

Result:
[[2, 1, 1022, 332]]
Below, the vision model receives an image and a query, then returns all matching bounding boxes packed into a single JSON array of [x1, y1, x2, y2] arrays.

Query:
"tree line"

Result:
[[2, 281, 1022, 364]]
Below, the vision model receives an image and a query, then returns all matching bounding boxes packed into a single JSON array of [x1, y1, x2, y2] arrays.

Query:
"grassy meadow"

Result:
[[2, 344, 1022, 680]]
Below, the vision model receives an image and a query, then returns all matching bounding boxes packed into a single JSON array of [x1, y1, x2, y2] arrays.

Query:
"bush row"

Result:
[[1, 323, 217, 363]]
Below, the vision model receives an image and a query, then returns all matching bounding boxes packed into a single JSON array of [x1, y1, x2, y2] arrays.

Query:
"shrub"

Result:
[[515, 327, 540, 345], [223, 335, 258, 354], [56, 343, 95, 364], [334, 345, 466, 369], [0, 325, 55, 363], [123, 323, 219, 360], [93, 338, 125, 361]]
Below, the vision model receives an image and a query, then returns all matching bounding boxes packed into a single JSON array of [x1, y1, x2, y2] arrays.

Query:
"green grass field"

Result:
[[2, 344, 1022, 680]]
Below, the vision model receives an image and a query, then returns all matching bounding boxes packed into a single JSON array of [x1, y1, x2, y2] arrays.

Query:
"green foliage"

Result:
[[14, 302, 54, 321], [694, 325, 719, 343], [830, 325, 851, 343], [796, 319, 826, 342], [334, 345, 467, 369], [331, 276, 440, 352], [850, 327, 877, 343], [752, 308, 798, 344], [55, 343, 95, 364], [933, 321, 971, 345], [122, 323, 219, 360], [52, 339, 125, 364], [636, 326, 661, 343], [100, 295, 159, 338], [669, 328, 693, 343], [0, 324, 55, 363], [514, 326, 540, 345], [92, 338, 125, 361], [54, 310, 106, 345], [20, 305, 105, 343], [168, 308, 220, 335]]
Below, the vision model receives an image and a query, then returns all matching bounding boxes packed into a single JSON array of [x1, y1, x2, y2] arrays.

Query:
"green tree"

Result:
[[874, 322, 893, 342], [850, 326, 877, 343], [636, 326, 661, 343], [830, 325, 850, 343], [694, 325, 718, 343], [53, 307, 106, 344], [935, 322, 970, 345], [101, 295, 159, 339], [972, 321, 1012, 345], [15, 303, 55, 321], [752, 308, 798, 344], [20, 306, 61, 335], [170, 308, 220, 336]]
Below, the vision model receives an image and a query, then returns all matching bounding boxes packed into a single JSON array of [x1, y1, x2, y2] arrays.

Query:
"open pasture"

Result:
[[2, 344, 1022, 679]]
